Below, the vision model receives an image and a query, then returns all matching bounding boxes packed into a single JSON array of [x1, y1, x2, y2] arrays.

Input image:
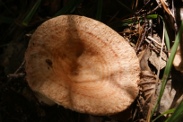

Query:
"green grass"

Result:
[[95, 0, 103, 20], [110, 14, 158, 28], [166, 101, 183, 122], [152, 20, 183, 121], [54, 0, 83, 16], [22, 0, 42, 26], [0, 0, 183, 121], [153, 108, 175, 122]]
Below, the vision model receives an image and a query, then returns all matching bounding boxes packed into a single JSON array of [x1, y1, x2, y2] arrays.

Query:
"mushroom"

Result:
[[25, 15, 140, 115]]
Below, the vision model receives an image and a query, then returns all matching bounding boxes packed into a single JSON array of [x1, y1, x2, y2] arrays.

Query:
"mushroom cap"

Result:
[[25, 15, 140, 115]]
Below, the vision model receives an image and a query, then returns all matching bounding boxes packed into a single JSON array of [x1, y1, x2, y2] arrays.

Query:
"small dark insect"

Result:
[[45, 59, 53, 68]]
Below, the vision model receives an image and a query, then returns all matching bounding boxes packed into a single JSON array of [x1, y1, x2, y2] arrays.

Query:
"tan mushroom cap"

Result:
[[25, 15, 140, 115]]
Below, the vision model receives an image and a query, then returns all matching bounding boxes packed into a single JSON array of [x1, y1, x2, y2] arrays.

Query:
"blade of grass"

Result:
[[114, 0, 133, 14], [159, 15, 171, 51], [146, 14, 158, 19], [151, 20, 183, 120], [0, 1, 14, 15], [54, 0, 83, 16], [164, 27, 171, 51], [95, 0, 103, 20], [110, 14, 158, 28], [152, 108, 175, 122], [22, 0, 42, 26], [165, 101, 183, 122]]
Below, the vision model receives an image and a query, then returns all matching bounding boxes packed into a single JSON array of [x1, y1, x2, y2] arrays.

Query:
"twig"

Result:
[[7, 60, 25, 81]]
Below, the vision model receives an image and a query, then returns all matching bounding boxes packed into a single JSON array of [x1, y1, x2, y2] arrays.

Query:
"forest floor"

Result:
[[0, 0, 183, 122]]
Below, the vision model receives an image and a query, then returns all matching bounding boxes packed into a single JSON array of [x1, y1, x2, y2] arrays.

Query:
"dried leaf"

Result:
[[149, 51, 167, 70]]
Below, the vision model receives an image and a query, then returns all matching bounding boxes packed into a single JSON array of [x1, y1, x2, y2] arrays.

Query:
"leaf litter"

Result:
[[0, 0, 183, 122]]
